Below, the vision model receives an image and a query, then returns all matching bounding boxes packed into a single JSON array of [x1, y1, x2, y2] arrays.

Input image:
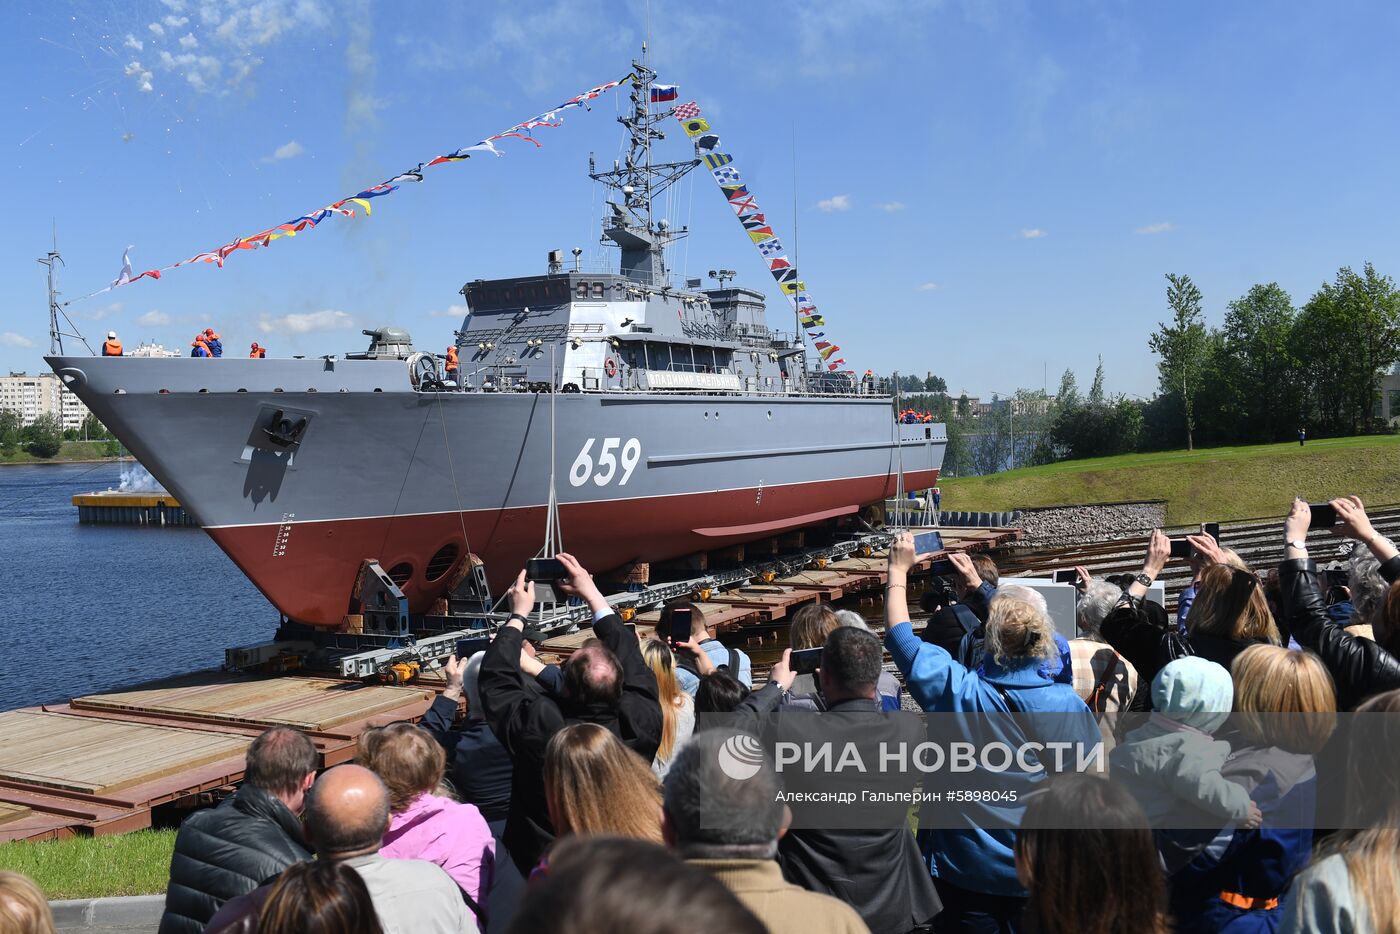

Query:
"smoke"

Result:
[[118, 462, 163, 493]]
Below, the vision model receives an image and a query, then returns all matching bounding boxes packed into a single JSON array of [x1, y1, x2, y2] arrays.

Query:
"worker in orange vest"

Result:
[[444, 345, 460, 384], [191, 338, 211, 358], [249, 342, 267, 358], [202, 328, 223, 358], [102, 331, 123, 356]]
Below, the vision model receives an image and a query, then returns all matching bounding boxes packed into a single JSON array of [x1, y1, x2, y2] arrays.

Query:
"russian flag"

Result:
[[650, 84, 679, 103]]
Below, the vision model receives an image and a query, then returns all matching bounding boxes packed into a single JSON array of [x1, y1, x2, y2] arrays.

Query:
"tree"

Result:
[[1055, 368, 1081, 410], [1293, 264, 1400, 435], [1148, 273, 1208, 451], [923, 374, 948, 393], [23, 413, 64, 458], [1218, 283, 1298, 442], [1087, 356, 1106, 407], [0, 409, 19, 456], [80, 413, 112, 441]]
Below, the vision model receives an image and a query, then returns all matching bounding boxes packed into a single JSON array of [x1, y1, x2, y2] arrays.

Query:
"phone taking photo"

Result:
[[911, 530, 944, 555], [1169, 539, 1192, 560], [455, 637, 490, 659], [1309, 503, 1338, 530], [1052, 568, 1079, 585], [790, 647, 823, 675], [526, 557, 567, 582], [667, 607, 693, 644], [1203, 522, 1220, 543]]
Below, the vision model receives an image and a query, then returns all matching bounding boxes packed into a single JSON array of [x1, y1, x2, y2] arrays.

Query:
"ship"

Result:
[[46, 59, 945, 628]]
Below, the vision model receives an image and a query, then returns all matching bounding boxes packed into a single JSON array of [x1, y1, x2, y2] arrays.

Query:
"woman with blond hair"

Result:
[[357, 722, 495, 912], [884, 532, 1100, 928], [1170, 645, 1337, 933], [783, 603, 842, 710], [1184, 563, 1282, 670], [641, 639, 695, 777], [0, 872, 55, 934], [543, 723, 663, 846], [1280, 687, 1400, 933]]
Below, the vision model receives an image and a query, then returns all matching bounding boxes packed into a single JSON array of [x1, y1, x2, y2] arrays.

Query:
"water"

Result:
[[0, 463, 272, 710]]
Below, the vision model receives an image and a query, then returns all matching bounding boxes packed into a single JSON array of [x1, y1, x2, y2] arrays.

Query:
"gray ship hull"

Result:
[[50, 356, 943, 625]]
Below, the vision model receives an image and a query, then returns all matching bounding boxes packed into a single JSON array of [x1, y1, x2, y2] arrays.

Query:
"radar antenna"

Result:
[[588, 47, 699, 286], [37, 227, 93, 355]]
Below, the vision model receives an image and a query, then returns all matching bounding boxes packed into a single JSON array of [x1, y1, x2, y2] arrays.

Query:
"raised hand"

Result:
[[507, 570, 536, 619]]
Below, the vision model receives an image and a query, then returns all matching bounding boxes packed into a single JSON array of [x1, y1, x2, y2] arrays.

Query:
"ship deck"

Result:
[[1, 528, 1016, 841]]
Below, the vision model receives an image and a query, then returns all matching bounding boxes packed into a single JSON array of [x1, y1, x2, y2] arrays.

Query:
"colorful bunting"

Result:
[[675, 104, 844, 371], [76, 74, 630, 301]]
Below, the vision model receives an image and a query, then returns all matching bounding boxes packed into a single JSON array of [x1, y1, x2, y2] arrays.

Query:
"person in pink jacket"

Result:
[[359, 722, 495, 922]]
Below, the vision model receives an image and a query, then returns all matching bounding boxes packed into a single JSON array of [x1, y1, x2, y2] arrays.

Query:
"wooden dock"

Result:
[[0, 674, 434, 842]]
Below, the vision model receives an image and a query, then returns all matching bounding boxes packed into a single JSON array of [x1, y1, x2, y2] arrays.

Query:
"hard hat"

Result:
[[204, 327, 214, 336], [108, 331, 117, 339], [251, 342, 259, 348]]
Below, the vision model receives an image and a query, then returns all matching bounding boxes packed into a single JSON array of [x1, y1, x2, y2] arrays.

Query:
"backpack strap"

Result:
[[727, 647, 741, 678], [1086, 650, 1122, 721]]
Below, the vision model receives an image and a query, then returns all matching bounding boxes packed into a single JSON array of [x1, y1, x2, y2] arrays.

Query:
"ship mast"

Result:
[[588, 48, 699, 286]]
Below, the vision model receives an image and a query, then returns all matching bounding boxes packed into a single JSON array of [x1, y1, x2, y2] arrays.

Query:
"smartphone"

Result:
[[1052, 569, 1079, 585], [790, 647, 823, 675], [526, 557, 567, 582], [911, 530, 944, 555], [623, 622, 638, 636], [927, 558, 956, 578], [1169, 539, 1192, 559], [1203, 522, 1220, 543], [1309, 503, 1338, 530], [455, 637, 490, 659], [667, 607, 693, 643]]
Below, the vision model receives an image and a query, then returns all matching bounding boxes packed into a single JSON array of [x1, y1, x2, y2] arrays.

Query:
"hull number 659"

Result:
[[569, 437, 642, 487]]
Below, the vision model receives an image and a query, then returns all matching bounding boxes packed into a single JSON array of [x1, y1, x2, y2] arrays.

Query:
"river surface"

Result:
[[0, 463, 271, 710], [0, 463, 917, 710]]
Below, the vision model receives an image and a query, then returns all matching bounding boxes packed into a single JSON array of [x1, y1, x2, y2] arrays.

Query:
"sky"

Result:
[[2, 0, 1399, 399]]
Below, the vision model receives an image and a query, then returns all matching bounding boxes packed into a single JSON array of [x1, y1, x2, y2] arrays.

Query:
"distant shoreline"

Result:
[[0, 456, 123, 467]]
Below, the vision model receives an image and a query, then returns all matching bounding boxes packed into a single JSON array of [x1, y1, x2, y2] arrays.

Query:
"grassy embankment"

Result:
[[0, 441, 120, 465], [0, 829, 175, 899], [941, 434, 1400, 525]]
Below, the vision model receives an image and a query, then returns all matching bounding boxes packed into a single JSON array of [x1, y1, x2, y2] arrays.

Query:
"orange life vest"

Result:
[[102, 339, 123, 356], [445, 346, 460, 372], [250, 347, 266, 358]]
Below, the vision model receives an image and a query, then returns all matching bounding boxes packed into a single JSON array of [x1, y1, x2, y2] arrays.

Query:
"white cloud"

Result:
[[77, 302, 125, 322], [817, 194, 852, 213], [1, 332, 35, 348], [164, 14, 189, 27], [124, 34, 144, 51], [257, 310, 353, 335], [137, 310, 172, 327], [917, 282, 941, 292], [1135, 221, 1175, 235], [261, 140, 303, 163], [148, 22, 165, 37], [1020, 228, 1048, 239], [124, 60, 154, 93], [429, 304, 468, 319], [878, 201, 906, 213], [179, 32, 199, 50]]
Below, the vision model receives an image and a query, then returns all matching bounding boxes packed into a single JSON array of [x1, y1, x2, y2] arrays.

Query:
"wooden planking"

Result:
[[71, 672, 432, 732], [0, 801, 32, 827], [0, 711, 250, 796]]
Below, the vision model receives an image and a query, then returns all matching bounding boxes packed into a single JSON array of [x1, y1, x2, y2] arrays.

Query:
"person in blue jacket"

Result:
[[884, 531, 1101, 933], [1170, 645, 1336, 933]]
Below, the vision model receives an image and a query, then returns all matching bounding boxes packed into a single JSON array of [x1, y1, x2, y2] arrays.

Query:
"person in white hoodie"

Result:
[[1109, 656, 1262, 872]]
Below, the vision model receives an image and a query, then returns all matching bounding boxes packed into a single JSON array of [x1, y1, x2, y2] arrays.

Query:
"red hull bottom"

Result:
[[208, 470, 940, 626]]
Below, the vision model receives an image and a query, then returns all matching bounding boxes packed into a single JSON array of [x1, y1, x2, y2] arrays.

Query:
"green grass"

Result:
[[0, 441, 119, 465], [0, 829, 175, 899], [941, 434, 1400, 525]]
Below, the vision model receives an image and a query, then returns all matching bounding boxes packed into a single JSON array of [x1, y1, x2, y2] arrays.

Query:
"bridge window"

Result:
[[592, 282, 605, 299]]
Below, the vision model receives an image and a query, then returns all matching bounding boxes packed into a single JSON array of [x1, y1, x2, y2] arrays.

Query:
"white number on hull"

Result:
[[569, 437, 642, 487]]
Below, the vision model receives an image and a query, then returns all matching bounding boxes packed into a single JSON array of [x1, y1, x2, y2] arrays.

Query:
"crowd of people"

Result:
[[96, 328, 270, 358], [4, 499, 1400, 934]]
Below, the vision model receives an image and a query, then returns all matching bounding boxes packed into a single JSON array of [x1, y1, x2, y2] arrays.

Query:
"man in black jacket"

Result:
[[775, 626, 942, 934], [480, 553, 662, 874], [158, 726, 318, 934]]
